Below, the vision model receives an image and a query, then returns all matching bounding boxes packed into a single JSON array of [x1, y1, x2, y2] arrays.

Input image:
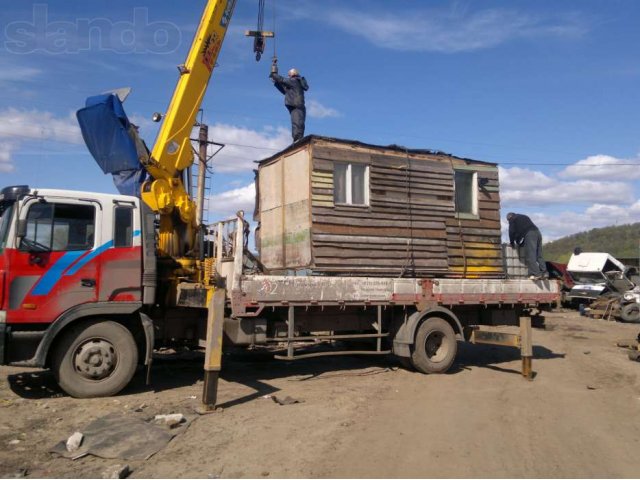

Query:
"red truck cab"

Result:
[[0, 185, 155, 397]]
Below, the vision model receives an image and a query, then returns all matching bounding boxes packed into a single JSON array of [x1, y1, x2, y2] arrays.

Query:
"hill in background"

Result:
[[543, 222, 640, 263]]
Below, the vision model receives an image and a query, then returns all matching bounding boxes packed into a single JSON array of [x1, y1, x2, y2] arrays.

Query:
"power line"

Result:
[[0, 84, 633, 162], [4, 131, 640, 168], [0, 84, 636, 164], [0, 94, 638, 167]]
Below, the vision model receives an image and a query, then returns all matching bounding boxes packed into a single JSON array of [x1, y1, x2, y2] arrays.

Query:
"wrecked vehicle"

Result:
[[618, 287, 640, 323], [566, 252, 638, 305]]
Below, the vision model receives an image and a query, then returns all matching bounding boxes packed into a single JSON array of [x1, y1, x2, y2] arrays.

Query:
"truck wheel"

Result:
[[411, 317, 457, 374], [620, 304, 640, 323], [52, 320, 138, 398]]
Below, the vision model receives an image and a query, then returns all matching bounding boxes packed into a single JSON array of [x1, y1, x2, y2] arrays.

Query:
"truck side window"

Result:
[[22, 203, 95, 251], [114, 207, 133, 248]]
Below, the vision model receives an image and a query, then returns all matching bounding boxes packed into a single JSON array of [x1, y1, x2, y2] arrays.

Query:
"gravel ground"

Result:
[[1, 310, 640, 478]]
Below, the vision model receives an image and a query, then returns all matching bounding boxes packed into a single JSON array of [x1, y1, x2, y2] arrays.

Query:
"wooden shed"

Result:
[[254, 136, 504, 278]]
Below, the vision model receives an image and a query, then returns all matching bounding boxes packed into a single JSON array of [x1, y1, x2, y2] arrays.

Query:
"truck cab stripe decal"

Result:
[[31, 251, 87, 296], [29, 231, 141, 296], [64, 240, 113, 277]]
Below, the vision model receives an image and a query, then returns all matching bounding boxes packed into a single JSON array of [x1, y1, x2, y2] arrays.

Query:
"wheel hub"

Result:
[[73, 339, 117, 380], [425, 331, 447, 362]]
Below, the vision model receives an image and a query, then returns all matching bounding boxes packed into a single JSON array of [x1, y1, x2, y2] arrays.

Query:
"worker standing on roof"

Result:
[[270, 63, 309, 142], [507, 212, 548, 281]]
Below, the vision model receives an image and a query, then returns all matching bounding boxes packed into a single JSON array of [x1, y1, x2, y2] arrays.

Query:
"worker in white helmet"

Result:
[[269, 66, 309, 142]]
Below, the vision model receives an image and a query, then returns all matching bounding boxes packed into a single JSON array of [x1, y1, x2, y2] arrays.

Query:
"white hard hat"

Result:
[[288, 68, 299, 77]]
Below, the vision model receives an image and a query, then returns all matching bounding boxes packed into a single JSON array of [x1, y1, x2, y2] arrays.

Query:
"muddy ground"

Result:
[[2, 310, 640, 478]]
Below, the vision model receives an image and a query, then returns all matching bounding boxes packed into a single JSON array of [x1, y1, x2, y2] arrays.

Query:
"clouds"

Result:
[[0, 66, 41, 84], [559, 154, 640, 181], [0, 108, 83, 145], [207, 182, 256, 220], [529, 202, 640, 242], [500, 166, 635, 206], [500, 153, 640, 241], [0, 108, 83, 172], [205, 123, 291, 173], [320, 7, 588, 53], [307, 100, 340, 119], [0, 142, 16, 173]]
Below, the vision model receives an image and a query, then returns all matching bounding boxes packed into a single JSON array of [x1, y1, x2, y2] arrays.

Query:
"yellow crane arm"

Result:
[[142, 0, 236, 225]]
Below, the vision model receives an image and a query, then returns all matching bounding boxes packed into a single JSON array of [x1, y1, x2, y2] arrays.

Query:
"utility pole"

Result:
[[192, 121, 224, 261], [195, 123, 209, 229]]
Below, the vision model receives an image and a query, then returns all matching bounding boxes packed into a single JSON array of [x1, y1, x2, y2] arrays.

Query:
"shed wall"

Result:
[[257, 138, 504, 278], [258, 147, 312, 270]]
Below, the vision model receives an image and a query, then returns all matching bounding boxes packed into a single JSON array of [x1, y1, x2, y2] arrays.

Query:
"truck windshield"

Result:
[[569, 271, 606, 284], [0, 202, 14, 253]]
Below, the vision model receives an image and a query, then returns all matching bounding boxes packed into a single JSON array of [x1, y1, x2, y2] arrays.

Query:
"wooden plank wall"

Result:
[[309, 141, 504, 278], [445, 167, 504, 277]]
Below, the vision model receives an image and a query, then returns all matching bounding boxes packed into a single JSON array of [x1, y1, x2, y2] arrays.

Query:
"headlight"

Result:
[[0, 311, 5, 324]]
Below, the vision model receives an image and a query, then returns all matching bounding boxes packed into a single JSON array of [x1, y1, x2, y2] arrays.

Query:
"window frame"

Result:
[[454, 169, 479, 219], [0, 203, 15, 253], [333, 162, 370, 207], [20, 201, 96, 252], [113, 205, 134, 248]]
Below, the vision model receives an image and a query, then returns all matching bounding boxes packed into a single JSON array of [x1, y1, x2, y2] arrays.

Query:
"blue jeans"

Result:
[[524, 229, 546, 277]]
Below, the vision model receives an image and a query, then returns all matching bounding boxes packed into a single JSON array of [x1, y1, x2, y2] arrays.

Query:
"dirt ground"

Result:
[[2, 310, 640, 478]]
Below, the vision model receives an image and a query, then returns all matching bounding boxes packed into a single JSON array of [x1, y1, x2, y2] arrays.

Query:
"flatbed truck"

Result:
[[0, 190, 559, 404]]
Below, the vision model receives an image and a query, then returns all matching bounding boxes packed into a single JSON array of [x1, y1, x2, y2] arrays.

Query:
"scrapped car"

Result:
[[619, 287, 640, 323], [566, 252, 638, 304]]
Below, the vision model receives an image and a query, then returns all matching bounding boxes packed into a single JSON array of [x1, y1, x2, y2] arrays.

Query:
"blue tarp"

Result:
[[76, 93, 148, 196]]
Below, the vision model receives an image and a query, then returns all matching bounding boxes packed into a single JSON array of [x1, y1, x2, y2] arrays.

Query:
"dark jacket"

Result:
[[508, 214, 539, 245], [271, 74, 309, 108]]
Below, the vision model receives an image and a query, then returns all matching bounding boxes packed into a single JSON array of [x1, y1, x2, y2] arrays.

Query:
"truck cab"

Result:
[[0, 185, 147, 374]]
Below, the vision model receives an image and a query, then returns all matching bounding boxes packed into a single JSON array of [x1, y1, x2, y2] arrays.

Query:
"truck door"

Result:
[[96, 202, 143, 303], [7, 197, 100, 325]]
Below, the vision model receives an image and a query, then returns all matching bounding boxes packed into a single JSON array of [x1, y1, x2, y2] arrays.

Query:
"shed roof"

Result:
[[256, 135, 497, 167]]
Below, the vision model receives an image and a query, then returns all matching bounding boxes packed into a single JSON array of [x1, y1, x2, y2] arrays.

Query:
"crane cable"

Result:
[[272, 0, 277, 59], [257, 0, 265, 32], [270, 0, 278, 73]]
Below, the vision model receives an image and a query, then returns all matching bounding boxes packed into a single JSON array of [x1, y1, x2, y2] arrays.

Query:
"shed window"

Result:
[[334, 163, 369, 206], [454, 170, 478, 216]]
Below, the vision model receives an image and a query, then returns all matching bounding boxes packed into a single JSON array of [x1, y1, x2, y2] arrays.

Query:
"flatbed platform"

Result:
[[231, 275, 560, 315]]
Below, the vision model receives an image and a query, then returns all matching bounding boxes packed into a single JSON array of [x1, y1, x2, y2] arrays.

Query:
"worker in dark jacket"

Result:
[[507, 212, 548, 280], [270, 67, 309, 142]]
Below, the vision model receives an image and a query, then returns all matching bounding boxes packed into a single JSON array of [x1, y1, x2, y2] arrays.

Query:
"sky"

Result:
[[1, 0, 639, 242]]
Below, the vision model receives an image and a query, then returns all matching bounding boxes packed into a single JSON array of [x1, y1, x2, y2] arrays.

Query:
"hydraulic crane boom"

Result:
[[142, 0, 236, 257]]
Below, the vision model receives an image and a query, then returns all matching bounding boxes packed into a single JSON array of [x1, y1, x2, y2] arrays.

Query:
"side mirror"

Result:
[[16, 219, 27, 239]]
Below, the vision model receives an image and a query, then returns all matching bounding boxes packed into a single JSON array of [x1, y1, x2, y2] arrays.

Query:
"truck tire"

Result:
[[621, 304, 640, 323], [411, 317, 457, 374], [51, 320, 138, 398]]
